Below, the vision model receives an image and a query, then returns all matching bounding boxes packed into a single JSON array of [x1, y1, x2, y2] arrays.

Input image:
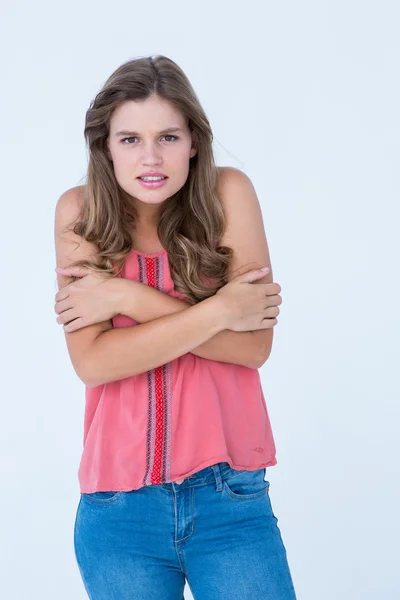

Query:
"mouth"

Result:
[[137, 176, 168, 189]]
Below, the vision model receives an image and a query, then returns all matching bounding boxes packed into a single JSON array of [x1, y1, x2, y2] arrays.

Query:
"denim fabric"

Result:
[[74, 461, 297, 599]]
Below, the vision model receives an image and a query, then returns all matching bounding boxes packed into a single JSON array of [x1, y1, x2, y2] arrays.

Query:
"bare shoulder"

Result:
[[215, 166, 257, 222], [54, 184, 99, 266], [54, 185, 85, 230], [215, 166, 252, 196], [215, 166, 260, 240], [215, 166, 274, 282]]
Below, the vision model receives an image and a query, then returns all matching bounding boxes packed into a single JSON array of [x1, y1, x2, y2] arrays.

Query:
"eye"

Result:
[[120, 135, 179, 145], [121, 137, 138, 144]]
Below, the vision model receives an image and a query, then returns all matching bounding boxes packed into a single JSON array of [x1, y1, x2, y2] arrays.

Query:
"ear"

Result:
[[189, 130, 198, 158]]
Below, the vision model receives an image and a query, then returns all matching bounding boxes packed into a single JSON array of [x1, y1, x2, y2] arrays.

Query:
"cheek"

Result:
[[173, 154, 191, 181], [171, 144, 193, 169], [112, 162, 130, 185], [110, 150, 137, 180]]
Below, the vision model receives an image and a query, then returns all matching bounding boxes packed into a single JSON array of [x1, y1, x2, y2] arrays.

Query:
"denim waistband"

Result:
[[161, 461, 265, 492]]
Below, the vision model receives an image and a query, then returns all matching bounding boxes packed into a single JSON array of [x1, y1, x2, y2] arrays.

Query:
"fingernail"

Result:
[[260, 267, 269, 272]]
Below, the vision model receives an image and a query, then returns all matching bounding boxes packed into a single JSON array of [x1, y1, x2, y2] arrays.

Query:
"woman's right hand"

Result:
[[215, 267, 282, 332]]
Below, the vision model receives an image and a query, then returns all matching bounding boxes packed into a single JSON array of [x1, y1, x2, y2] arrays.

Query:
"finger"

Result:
[[262, 306, 279, 320], [55, 290, 70, 303], [263, 294, 282, 307], [56, 307, 77, 324], [54, 297, 72, 314], [63, 317, 85, 333], [261, 318, 278, 328], [259, 283, 282, 295], [55, 266, 89, 277]]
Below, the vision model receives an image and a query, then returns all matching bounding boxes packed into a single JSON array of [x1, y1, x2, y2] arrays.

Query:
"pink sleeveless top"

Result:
[[78, 248, 277, 493]]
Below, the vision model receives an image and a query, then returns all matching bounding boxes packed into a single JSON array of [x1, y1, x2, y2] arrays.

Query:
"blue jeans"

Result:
[[74, 461, 297, 599]]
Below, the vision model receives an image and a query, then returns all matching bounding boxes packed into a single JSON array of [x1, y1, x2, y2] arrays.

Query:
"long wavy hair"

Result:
[[63, 54, 233, 304]]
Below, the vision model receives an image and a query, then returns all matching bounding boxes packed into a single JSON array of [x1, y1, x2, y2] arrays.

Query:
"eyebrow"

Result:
[[114, 127, 184, 137]]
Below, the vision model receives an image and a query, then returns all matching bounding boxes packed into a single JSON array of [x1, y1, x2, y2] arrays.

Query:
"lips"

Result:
[[137, 177, 169, 189], [137, 172, 168, 178]]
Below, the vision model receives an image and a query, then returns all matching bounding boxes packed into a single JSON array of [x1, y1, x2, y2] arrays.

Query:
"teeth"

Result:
[[140, 176, 166, 181]]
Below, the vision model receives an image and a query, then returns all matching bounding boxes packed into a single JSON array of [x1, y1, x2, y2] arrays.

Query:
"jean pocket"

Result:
[[223, 468, 270, 501], [81, 491, 123, 505]]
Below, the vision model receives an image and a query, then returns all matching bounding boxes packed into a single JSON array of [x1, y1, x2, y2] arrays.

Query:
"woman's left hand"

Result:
[[54, 266, 122, 332]]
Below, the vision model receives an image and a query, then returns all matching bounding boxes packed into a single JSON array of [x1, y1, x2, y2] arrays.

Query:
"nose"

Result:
[[140, 142, 163, 165]]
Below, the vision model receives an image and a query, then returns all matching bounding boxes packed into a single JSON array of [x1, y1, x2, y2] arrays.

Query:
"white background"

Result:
[[1, 1, 399, 598]]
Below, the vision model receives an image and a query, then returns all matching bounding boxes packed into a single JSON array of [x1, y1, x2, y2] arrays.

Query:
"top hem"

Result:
[[79, 454, 277, 494]]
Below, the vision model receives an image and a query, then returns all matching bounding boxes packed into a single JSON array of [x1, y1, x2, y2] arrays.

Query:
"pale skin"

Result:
[[54, 266, 280, 367], [54, 95, 282, 383]]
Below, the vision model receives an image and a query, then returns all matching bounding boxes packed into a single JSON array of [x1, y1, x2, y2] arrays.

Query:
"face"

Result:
[[106, 94, 198, 224]]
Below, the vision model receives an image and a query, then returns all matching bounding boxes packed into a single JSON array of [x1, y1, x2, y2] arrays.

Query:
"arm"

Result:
[[83, 294, 229, 387], [54, 187, 260, 392], [116, 278, 264, 369], [54, 188, 239, 388], [214, 167, 275, 367]]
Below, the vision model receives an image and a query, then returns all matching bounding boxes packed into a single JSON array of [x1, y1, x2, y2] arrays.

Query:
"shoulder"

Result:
[[216, 166, 253, 196], [215, 166, 260, 229], [54, 184, 99, 267], [214, 167, 272, 281], [55, 185, 85, 223], [215, 166, 257, 218], [54, 185, 88, 242]]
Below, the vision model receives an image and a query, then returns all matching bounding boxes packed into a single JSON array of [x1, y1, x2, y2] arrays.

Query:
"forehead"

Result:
[[109, 96, 187, 133]]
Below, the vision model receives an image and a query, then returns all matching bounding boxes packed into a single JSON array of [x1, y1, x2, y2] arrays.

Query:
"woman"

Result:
[[54, 55, 297, 599]]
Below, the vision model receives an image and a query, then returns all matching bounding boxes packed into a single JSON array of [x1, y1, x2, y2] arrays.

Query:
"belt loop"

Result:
[[211, 463, 223, 492]]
